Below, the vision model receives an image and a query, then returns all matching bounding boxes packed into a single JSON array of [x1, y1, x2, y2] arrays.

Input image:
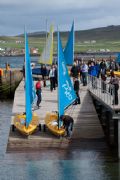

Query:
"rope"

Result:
[[65, 103, 76, 116]]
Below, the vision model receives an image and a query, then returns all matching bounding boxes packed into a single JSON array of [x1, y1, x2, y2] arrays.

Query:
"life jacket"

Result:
[[0, 68, 3, 76], [36, 81, 41, 90]]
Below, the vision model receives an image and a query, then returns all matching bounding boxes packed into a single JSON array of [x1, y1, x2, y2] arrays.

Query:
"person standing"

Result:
[[70, 62, 79, 80], [109, 71, 119, 105], [41, 65, 47, 87], [81, 62, 88, 86], [54, 65, 58, 87], [49, 65, 56, 92], [89, 62, 97, 88], [73, 78, 80, 105], [36, 79, 42, 108], [101, 73, 107, 93]]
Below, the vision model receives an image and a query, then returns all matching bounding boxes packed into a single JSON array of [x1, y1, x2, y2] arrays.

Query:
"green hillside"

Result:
[[1, 25, 120, 53]]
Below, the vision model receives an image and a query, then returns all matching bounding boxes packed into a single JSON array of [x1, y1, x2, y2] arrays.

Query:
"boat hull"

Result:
[[13, 112, 39, 136], [45, 112, 65, 136], [107, 71, 120, 77]]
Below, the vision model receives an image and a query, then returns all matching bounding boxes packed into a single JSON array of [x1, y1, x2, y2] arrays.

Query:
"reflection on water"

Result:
[[0, 100, 120, 180]]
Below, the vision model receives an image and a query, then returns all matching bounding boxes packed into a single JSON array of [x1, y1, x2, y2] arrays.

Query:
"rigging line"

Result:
[[69, 105, 76, 116], [65, 103, 76, 116]]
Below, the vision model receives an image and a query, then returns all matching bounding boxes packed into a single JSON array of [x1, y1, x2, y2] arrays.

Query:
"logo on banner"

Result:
[[62, 80, 72, 100]]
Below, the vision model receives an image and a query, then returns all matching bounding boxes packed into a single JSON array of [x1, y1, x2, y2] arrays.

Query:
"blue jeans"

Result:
[[66, 122, 73, 137], [36, 89, 41, 107], [82, 72, 88, 86]]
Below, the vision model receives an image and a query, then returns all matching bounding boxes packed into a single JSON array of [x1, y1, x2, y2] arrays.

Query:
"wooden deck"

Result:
[[7, 81, 105, 152]]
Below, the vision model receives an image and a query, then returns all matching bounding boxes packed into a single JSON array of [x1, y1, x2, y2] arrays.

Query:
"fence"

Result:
[[87, 75, 116, 107]]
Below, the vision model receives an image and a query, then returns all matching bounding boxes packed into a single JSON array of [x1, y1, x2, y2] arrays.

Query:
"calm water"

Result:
[[0, 53, 118, 69], [0, 56, 39, 68], [0, 100, 120, 180], [0, 56, 120, 180]]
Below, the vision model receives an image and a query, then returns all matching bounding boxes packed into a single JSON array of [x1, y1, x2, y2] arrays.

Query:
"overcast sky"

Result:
[[0, 0, 120, 35]]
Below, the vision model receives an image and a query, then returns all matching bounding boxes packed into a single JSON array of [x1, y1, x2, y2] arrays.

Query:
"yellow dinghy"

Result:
[[107, 71, 120, 77], [13, 31, 40, 136], [44, 28, 76, 137], [113, 71, 120, 78], [45, 112, 65, 136], [13, 112, 39, 136]]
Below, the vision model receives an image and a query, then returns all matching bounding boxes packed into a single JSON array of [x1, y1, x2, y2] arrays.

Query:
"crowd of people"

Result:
[[70, 57, 120, 105], [33, 56, 120, 138]]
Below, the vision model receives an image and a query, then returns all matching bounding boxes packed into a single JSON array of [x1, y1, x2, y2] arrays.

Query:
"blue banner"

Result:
[[58, 31, 76, 126], [25, 31, 33, 127], [116, 53, 120, 64], [64, 21, 74, 65]]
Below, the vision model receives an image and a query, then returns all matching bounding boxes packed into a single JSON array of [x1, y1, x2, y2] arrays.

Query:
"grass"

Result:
[[0, 36, 120, 53]]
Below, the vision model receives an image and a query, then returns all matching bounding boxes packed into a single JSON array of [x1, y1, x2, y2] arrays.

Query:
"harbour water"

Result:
[[0, 56, 120, 180], [0, 53, 118, 69], [0, 56, 38, 68], [0, 100, 120, 180]]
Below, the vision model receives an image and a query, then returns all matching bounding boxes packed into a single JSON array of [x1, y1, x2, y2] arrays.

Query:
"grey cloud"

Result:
[[0, 0, 120, 35]]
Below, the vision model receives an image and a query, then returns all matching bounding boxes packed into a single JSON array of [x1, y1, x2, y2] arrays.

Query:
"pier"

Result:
[[0, 69, 23, 99], [87, 75, 120, 158], [7, 79, 105, 152]]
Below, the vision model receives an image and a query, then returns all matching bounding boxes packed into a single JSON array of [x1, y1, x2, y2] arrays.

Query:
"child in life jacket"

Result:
[[36, 79, 42, 108]]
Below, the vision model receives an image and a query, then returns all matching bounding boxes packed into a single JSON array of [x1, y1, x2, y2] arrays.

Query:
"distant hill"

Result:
[[21, 25, 120, 42], [75, 25, 120, 41], [1, 25, 120, 53]]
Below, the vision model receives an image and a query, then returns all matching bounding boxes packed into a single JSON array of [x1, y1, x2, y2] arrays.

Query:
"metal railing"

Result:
[[88, 75, 116, 107]]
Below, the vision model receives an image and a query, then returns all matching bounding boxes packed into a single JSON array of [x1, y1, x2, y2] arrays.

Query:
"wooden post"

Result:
[[113, 114, 120, 159], [105, 110, 114, 145], [105, 111, 110, 141], [114, 118, 118, 147], [118, 119, 120, 159]]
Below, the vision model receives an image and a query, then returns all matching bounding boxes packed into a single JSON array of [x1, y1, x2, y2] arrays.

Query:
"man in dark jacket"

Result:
[[41, 65, 47, 87], [60, 115, 74, 138], [74, 78, 80, 104], [71, 62, 79, 79]]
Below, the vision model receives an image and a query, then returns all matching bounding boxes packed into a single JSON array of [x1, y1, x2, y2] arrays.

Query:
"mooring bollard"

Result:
[[118, 118, 120, 159], [38, 124, 41, 131], [12, 124, 15, 132], [43, 124, 46, 132]]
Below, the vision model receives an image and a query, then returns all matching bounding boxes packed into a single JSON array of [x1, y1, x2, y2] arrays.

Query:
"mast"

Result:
[[57, 30, 77, 129], [45, 19, 48, 63], [57, 30, 60, 129], [73, 20, 75, 64], [24, 26, 27, 121], [24, 27, 32, 127]]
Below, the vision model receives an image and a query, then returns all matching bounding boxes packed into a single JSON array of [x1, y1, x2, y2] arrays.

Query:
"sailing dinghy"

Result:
[[64, 21, 74, 66], [45, 31, 77, 136], [13, 31, 39, 136], [32, 25, 54, 77], [39, 25, 54, 65]]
